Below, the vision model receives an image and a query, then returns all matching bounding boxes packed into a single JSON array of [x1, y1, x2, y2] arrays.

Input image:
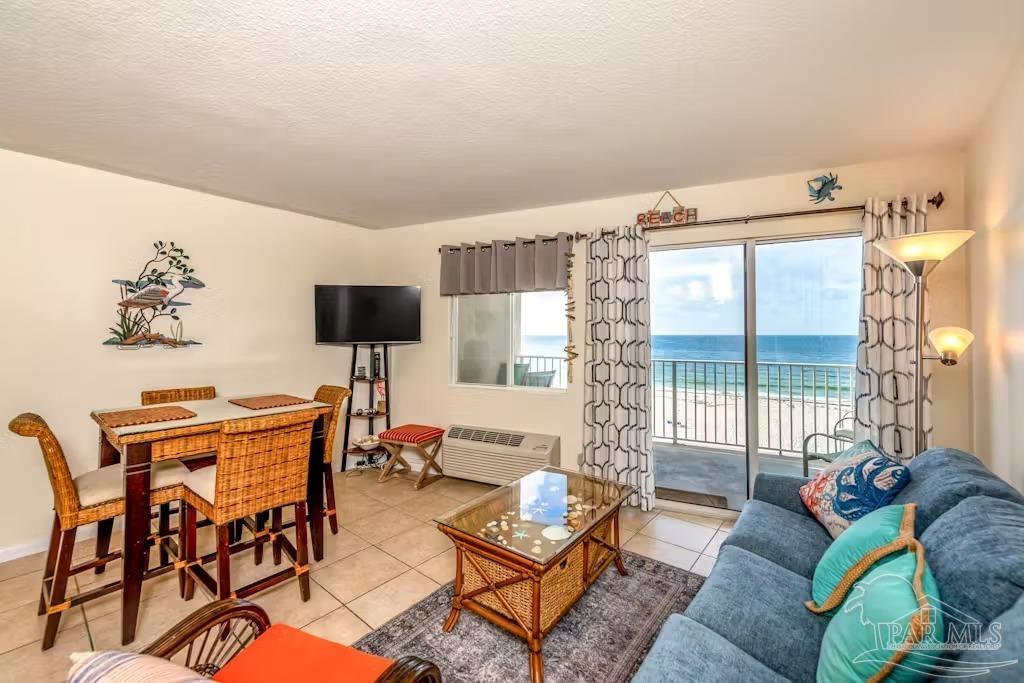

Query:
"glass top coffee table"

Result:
[[435, 467, 635, 683]]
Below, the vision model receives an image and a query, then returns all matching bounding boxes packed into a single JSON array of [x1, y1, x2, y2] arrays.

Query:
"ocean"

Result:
[[521, 334, 857, 396]]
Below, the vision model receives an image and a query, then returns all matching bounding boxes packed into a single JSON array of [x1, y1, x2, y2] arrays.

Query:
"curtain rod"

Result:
[[438, 192, 945, 251], [578, 192, 945, 240]]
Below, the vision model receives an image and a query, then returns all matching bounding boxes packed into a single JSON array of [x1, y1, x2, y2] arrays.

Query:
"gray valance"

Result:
[[439, 233, 573, 296]]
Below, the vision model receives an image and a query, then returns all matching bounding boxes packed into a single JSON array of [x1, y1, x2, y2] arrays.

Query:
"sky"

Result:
[[650, 235, 863, 336], [516, 234, 863, 338]]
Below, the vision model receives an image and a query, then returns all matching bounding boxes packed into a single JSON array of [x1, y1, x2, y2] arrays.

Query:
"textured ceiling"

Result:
[[1, 1, 1022, 228]]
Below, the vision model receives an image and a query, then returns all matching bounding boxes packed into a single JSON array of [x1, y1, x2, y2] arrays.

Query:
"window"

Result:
[[452, 291, 568, 389]]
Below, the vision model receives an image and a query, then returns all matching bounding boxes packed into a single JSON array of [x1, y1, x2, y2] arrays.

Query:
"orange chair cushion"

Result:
[[213, 624, 393, 683], [379, 424, 444, 445]]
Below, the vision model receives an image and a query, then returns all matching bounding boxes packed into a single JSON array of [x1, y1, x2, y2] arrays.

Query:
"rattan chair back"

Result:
[[141, 386, 217, 406], [313, 385, 351, 464], [8, 413, 79, 525], [210, 410, 319, 524]]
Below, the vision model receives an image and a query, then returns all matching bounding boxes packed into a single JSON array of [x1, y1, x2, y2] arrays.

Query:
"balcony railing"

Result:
[[652, 359, 855, 456], [514, 354, 568, 388]]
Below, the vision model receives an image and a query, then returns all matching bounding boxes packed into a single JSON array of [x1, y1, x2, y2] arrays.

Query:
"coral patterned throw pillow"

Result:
[[799, 440, 911, 539]]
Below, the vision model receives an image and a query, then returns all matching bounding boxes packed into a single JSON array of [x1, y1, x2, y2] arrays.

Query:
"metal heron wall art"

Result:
[[104, 241, 206, 348]]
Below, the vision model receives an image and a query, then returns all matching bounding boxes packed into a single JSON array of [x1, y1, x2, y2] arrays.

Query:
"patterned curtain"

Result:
[[855, 195, 932, 461], [581, 225, 654, 509]]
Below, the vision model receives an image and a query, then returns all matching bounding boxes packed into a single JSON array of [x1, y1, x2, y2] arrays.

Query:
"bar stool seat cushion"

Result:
[[75, 461, 191, 508], [212, 624, 393, 683], [182, 465, 217, 504], [379, 424, 444, 445]]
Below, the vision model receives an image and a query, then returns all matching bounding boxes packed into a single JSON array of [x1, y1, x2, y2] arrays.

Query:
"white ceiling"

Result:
[[1, 1, 1022, 228]]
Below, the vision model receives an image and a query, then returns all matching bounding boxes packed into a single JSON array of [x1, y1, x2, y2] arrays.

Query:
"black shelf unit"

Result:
[[340, 343, 392, 471]]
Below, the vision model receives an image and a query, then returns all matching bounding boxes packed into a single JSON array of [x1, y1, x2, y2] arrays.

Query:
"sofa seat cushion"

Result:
[[685, 545, 827, 683], [954, 594, 1024, 681], [920, 496, 1024, 637], [632, 614, 789, 683], [721, 499, 833, 579], [213, 624, 393, 682], [892, 448, 1024, 535]]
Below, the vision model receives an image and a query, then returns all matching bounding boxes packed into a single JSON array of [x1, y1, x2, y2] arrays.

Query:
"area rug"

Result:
[[355, 551, 705, 683]]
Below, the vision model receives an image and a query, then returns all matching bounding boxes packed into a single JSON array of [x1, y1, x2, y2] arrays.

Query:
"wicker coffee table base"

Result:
[[438, 507, 627, 683]]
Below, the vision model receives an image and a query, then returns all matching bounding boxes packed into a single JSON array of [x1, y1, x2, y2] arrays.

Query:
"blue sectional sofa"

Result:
[[633, 448, 1024, 682]]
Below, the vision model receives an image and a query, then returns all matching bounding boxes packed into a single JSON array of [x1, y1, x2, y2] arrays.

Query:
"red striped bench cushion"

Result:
[[379, 424, 444, 444]]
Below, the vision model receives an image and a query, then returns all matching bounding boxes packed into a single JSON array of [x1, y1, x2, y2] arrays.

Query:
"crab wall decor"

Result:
[[104, 241, 206, 349], [807, 172, 843, 204]]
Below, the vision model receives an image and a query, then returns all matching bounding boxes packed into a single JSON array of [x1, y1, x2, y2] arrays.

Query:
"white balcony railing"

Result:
[[652, 359, 855, 456], [512, 355, 855, 455], [514, 355, 568, 388]]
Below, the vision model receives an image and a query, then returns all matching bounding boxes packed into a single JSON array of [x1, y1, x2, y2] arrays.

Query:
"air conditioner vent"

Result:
[[447, 426, 525, 448], [443, 425, 560, 485]]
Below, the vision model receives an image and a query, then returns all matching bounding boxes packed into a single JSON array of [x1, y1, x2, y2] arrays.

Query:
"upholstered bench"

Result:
[[377, 424, 445, 490]]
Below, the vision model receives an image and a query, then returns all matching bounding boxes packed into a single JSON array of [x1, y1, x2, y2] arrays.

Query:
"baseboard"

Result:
[[0, 519, 121, 564], [0, 536, 51, 564]]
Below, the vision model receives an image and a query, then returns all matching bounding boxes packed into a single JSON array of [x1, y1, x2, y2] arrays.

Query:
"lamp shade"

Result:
[[928, 326, 974, 365], [873, 230, 974, 276]]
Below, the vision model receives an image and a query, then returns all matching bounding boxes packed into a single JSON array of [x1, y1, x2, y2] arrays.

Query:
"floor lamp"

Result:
[[873, 229, 974, 456]]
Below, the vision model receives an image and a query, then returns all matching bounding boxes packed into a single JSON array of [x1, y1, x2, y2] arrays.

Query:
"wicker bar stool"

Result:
[[8, 413, 191, 650], [138, 385, 222, 565], [311, 385, 350, 534], [179, 410, 320, 603], [250, 385, 349, 565], [140, 385, 217, 406]]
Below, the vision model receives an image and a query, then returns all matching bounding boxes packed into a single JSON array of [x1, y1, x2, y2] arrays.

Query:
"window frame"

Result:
[[449, 292, 568, 393]]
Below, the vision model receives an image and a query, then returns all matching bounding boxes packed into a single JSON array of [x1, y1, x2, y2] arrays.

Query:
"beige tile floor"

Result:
[[0, 474, 729, 682]]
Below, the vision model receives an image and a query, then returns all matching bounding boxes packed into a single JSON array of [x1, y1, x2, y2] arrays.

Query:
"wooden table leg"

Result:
[[528, 642, 545, 683], [121, 442, 152, 646], [442, 544, 463, 631], [95, 430, 120, 574], [612, 510, 628, 576], [307, 417, 326, 562]]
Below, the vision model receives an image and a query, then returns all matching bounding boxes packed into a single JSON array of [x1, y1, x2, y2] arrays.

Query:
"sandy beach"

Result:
[[651, 387, 853, 454]]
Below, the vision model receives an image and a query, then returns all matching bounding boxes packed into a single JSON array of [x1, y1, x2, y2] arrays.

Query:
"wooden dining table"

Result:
[[90, 394, 334, 645]]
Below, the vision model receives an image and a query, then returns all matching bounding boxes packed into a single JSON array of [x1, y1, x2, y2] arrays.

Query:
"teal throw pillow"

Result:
[[807, 503, 917, 614], [817, 544, 944, 683]]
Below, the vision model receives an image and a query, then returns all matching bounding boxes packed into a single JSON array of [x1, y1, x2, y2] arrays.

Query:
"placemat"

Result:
[[97, 405, 197, 428], [229, 394, 313, 410]]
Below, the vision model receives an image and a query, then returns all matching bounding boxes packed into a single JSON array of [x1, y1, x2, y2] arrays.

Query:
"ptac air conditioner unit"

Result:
[[443, 425, 560, 485]]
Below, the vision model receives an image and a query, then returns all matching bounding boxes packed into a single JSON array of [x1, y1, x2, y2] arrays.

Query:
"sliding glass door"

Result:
[[650, 244, 749, 510], [650, 233, 862, 510], [754, 235, 862, 477]]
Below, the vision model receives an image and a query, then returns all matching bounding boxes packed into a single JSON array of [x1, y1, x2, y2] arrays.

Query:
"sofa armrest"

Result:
[[752, 473, 813, 517]]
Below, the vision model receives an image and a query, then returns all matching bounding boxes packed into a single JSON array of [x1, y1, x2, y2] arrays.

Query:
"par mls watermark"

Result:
[[846, 574, 1018, 678]]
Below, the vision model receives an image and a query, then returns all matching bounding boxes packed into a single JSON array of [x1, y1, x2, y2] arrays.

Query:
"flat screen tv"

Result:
[[315, 285, 421, 345]]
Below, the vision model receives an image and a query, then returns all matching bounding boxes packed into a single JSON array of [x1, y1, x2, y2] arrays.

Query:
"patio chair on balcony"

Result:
[[801, 430, 855, 477], [832, 410, 855, 442]]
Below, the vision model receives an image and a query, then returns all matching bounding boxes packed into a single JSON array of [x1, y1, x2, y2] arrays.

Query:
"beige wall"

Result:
[[967, 50, 1024, 491], [0, 146, 977, 558], [0, 149, 372, 555], [369, 152, 971, 472]]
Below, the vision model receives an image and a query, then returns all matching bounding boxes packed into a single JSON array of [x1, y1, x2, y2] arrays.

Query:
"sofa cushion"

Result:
[[685, 545, 827, 683], [632, 614, 789, 683], [892, 448, 1024, 535], [920, 496, 1024, 637], [721, 499, 833, 579], [799, 440, 911, 538], [953, 594, 1024, 681], [752, 472, 813, 517]]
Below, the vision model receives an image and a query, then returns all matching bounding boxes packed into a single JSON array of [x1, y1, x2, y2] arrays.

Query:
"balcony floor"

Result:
[[653, 441, 810, 511]]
